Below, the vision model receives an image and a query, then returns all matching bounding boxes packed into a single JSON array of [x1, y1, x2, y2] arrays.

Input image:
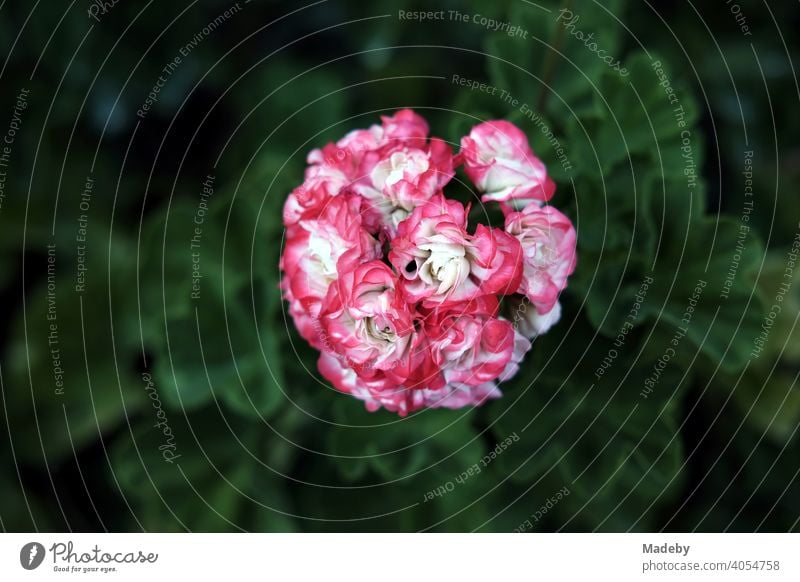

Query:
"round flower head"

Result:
[[280, 110, 575, 415]]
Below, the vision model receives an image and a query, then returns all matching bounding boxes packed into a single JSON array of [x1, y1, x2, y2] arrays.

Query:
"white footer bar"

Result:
[[1, 533, 797, 581]]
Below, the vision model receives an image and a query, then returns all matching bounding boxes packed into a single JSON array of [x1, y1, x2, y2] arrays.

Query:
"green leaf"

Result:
[[138, 170, 289, 419], [640, 214, 765, 373], [328, 397, 482, 482], [110, 408, 292, 531], [565, 52, 701, 179], [734, 368, 800, 445], [488, 323, 686, 531], [3, 234, 146, 463], [487, 0, 629, 122]]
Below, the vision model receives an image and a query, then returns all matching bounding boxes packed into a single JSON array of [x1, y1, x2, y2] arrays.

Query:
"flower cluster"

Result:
[[281, 111, 576, 415]]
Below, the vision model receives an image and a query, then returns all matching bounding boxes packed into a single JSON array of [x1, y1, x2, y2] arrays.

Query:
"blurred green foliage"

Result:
[[0, 0, 798, 532]]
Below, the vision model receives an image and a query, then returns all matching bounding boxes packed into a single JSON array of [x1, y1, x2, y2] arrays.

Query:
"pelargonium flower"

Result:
[[380, 108, 430, 145], [318, 261, 414, 373], [283, 109, 435, 229], [422, 297, 531, 387], [505, 204, 577, 314], [460, 119, 555, 212], [509, 297, 563, 339], [282, 161, 352, 227], [388, 194, 522, 306], [354, 138, 455, 233], [280, 110, 577, 415], [317, 352, 500, 416], [281, 194, 380, 349]]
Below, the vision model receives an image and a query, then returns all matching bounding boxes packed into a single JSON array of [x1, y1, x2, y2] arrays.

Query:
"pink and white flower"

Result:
[[380, 108, 429, 146], [282, 166, 349, 227], [318, 260, 442, 390], [285, 109, 433, 229], [460, 119, 555, 212], [505, 204, 577, 314], [354, 138, 455, 233], [281, 194, 380, 347], [422, 297, 531, 387], [317, 351, 409, 414], [389, 195, 522, 305], [281, 110, 576, 415], [413, 382, 502, 411], [513, 299, 563, 339], [318, 352, 503, 416]]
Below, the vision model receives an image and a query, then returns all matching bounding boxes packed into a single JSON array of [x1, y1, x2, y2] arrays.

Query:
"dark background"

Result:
[[0, 0, 798, 532]]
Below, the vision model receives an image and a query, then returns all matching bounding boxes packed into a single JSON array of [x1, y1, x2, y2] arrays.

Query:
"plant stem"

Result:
[[536, 0, 574, 114]]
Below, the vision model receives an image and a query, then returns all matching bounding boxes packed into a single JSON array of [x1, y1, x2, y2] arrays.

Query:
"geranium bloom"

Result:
[[380, 108, 430, 145], [422, 297, 531, 387], [319, 261, 413, 369], [282, 162, 352, 227], [388, 194, 522, 305], [317, 352, 500, 416], [354, 138, 455, 233], [460, 119, 555, 212], [318, 261, 442, 390], [281, 194, 380, 347], [281, 110, 576, 415], [510, 297, 563, 339], [505, 204, 577, 314], [284, 109, 436, 229]]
